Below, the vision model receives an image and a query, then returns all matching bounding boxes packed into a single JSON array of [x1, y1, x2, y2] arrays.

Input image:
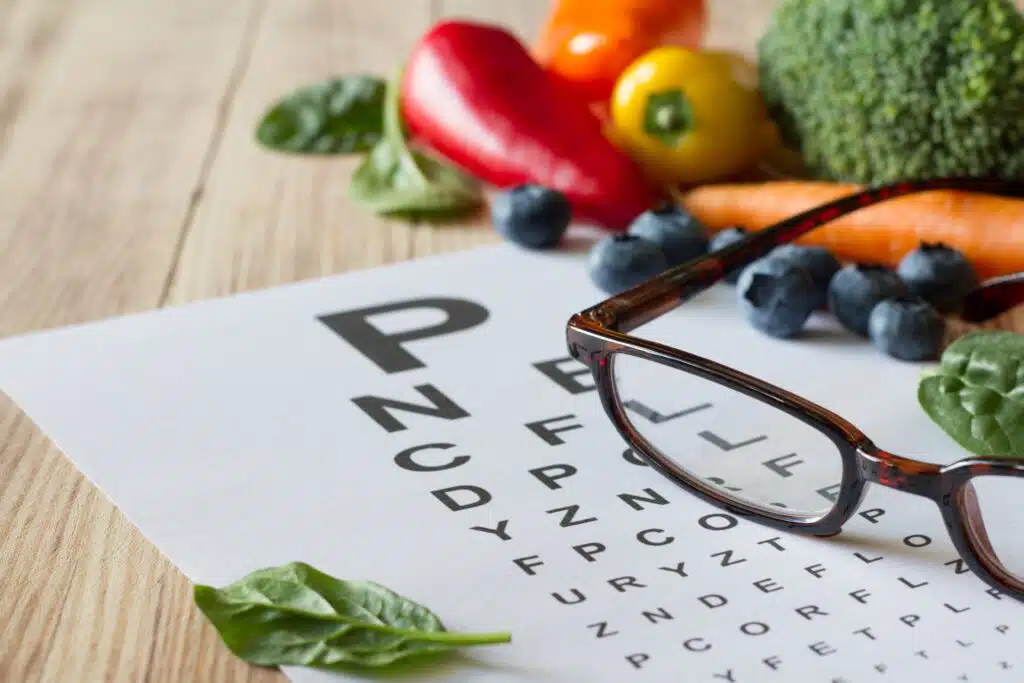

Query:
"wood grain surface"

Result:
[[1, 1, 1022, 681]]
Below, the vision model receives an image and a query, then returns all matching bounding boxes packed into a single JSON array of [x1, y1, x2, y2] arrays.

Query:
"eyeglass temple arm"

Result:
[[960, 271, 1024, 324], [589, 177, 1024, 334]]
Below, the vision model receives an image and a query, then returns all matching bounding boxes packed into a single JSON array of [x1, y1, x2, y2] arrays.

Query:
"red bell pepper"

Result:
[[399, 20, 665, 230]]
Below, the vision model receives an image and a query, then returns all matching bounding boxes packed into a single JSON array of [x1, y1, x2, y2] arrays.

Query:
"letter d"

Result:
[[698, 594, 728, 609], [431, 485, 492, 512]]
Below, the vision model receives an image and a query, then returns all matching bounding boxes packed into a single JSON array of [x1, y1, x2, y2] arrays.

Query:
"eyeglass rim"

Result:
[[565, 176, 1024, 602], [574, 327, 871, 531], [944, 463, 1024, 598], [568, 319, 1024, 602]]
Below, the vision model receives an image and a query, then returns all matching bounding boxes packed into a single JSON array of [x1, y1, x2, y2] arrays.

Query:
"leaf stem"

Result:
[[338, 618, 511, 645], [382, 67, 428, 185], [412, 631, 512, 645]]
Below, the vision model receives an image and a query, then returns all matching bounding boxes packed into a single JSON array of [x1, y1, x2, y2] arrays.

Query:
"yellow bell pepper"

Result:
[[608, 46, 778, 185]]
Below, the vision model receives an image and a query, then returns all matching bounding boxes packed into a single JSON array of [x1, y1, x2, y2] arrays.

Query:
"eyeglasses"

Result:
[[565, 177, 1024, 603]]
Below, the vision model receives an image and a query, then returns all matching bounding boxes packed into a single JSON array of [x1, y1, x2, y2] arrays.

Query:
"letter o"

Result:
[[903, 534, 931, 548], [698, 513, 738, 531], [740, 621, 770, 636]]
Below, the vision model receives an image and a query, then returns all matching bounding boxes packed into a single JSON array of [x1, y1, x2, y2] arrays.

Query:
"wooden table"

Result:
[[1, 1, 1022, 681]]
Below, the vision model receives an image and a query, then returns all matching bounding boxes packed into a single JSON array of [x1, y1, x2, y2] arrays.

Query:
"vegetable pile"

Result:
[[400, 20, 664, 228], [253, 0, 1024, 274], [533, 0, 707, 106], [251, 0, 1023, 439]]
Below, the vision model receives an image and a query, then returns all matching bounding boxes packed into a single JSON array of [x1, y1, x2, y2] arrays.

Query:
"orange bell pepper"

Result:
[[534, 0, 707, 106]]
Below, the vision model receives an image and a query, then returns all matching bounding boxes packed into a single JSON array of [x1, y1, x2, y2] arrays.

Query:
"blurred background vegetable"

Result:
[[680, 182, 1024, 279], [255, 76, 386, 155], [401, 19, 664, 229], [533, 0, 707, 107], [607, 46, 778, 185], [757, 0, 1024, 185], [348, 73, 484, 222]]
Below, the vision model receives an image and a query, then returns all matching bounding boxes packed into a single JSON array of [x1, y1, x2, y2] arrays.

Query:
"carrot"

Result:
[[679, 181, 1024, 279]]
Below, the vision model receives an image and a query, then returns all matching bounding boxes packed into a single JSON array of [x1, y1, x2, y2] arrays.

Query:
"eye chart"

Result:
[[0, 244, 1020, 683]]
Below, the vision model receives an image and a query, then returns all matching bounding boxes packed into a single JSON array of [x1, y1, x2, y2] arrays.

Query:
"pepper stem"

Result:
[[643, 88, 693, 147]]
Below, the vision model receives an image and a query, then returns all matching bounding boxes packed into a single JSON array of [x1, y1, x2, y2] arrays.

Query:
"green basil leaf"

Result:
[[918, 330, 1024, 457], [256, 75, 386, 154], [348, 68, 483, 222], [194, 562, 511, 671]]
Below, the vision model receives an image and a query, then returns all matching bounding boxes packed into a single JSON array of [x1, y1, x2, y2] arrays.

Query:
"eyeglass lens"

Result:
[[960, 476, 1024, 583], [611, 353, 845, 520]]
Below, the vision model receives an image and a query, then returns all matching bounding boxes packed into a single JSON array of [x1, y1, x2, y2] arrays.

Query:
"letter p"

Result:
[[318, 297, 489, 373]]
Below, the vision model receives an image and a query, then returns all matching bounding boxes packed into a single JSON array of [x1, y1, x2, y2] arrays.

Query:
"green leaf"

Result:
[[255, 75, 386, 155], [348, 69, 483, 222], [918, 330, 1024, 457], [349, 140, 483, 220], [194, 562, 511, 671]]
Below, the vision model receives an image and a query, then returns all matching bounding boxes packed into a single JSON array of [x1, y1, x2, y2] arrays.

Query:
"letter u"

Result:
[[552, 589, 587, 605]]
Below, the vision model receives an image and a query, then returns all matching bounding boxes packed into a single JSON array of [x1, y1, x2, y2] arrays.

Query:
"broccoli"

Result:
[[757, 0, 1024, 186]]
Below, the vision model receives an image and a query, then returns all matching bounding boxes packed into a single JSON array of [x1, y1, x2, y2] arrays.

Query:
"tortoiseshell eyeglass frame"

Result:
[[565, 176, 1024, 603]]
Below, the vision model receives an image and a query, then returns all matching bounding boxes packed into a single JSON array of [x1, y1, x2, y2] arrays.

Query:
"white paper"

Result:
[[1, 243, 1021, 683]]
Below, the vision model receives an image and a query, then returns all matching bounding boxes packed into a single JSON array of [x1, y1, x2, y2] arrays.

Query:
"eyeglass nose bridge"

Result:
[[855, 445, 945, 500]]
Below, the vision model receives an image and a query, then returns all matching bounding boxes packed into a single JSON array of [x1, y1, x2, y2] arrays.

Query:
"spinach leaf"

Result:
[[256, 75, 386, 154], [194, 562, 511, 670], [918, 330, 1024, 457], [348, 70, 483, 222]]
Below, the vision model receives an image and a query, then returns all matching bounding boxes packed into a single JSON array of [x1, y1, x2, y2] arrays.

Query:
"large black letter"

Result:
[[618, 488, 670, 511], [353, 384, 469, 433], [319, 297, 489, 374], [699, 430, 767, 451], [394, 443, 469, 472], [533, 357, 594, 395], [530, 464, 578, 490], [525, 415, 583, 445], [431, 485, 491, 512], [624, 400, 711, 424]]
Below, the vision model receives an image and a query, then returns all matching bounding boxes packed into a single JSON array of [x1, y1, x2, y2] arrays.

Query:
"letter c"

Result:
[[394, 443, 469, 472]]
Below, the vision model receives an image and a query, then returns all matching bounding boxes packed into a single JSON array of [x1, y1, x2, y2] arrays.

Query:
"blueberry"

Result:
[[768, 244, 841, 308], [587, 234, 669, 295], [736, 256, 819, 339], [490, 184, 571, 248], [827, 263, 907, 336], [708, 226, 750, 283], [868, 296, 946, 361], [626, 205, 709, 267], [896, 242, 979, 313]]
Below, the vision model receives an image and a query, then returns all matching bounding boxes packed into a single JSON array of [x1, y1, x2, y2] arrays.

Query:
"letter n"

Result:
[[352, 383, 469, 433]]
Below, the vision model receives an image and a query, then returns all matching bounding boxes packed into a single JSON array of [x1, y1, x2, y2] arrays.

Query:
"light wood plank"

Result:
[[0, 0, 273, 681], [164, 0, 436, 305], [0, 0, 256, 335], [0, 0, 86, 153], [435, 0, 548, 39]]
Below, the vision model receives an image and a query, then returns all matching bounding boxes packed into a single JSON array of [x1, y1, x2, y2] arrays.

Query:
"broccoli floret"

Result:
[[757, 0, 1024, 185]]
